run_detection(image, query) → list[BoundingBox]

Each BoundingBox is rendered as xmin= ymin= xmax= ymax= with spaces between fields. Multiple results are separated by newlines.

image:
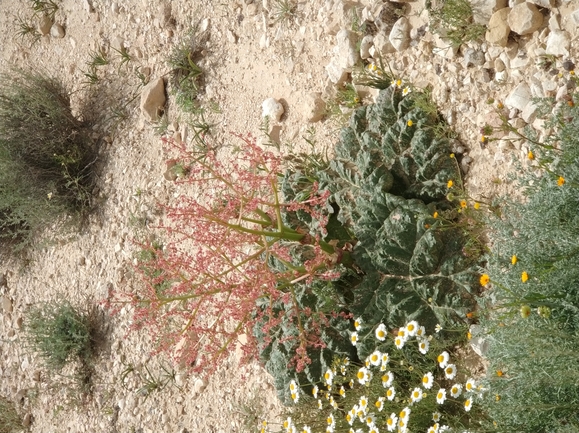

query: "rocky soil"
xmin=0 ymin=0 xmax=578 ymax=432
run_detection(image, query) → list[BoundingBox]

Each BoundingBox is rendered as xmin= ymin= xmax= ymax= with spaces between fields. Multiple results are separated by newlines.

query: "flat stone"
xmin=505 ymin=82 xmax=532 ymax=110
xmin=389 ymin=17 xmax=411 ymax=52
xmin=301 ymin=92 xmax=326 ymax=123
xmin=527 ymin=0 xmax=554 ymax=8
xmin=261 ymin=98 xmax=284 ymax=122
xmin=140 ymin=77 xmax=166 ymax=122
xmin=334 ymin=29 xmax=359 ymax=69
xmin=50 ymin=23 xmax=65 ymax=38
xmin=486 ymin=8 xmax=511 ymax=47
xmin=38 ymin=15 xmax=53 ymax=35
xmin=521 ymin=101 xmax=539 ymax=123
xmin=325 ymin=57 xmax=348 ymax=84
xmin=545 ymin=30 xmax=570 ymax=57
xmin=469 ymin=0 xmax=508 ymax=25
xmin=507 ymin=3 xmax=543 ymax=36
xmin=359 ymin=35 xmax=373 ymax=60
xmin=2 ymin=296 xmax=13 ymax=313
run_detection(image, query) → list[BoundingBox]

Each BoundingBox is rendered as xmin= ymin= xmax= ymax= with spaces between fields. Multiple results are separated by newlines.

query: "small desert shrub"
xmin=24 ymin=300 xmax=94 ymax=372
xmin=168 ymin=26 xmax=207 ymax=114
xmin=478 ymin=88 xmax=579 ymax=432
xmin=0 ymin=396 xmax=21 ymax=433
xmin=427 ymin=0 xmax=486 ymax=46
xmin=0 ymin=68 xmax=97 ymax=248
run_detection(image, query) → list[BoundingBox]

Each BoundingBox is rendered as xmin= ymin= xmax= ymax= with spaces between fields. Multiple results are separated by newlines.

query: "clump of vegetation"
xmin=267 ymin=322 xmax=487 ymax=433
xmin=29 ymin=0 xmax=59 ymax=20
xmin=167 ymin=26 xmax=207 ymax=114
xmin=0 ymin=396 xmax=22 ymax=433
xmin=427 ymin=0 xmax=486 ymax=46
xmin=259 ymin=82 xmax=481 ymax=402
xmin=24 ymin=300 xmax=95 ymax=372
xmin=478 ymin=88 xmax=579 ymax=432
xmin=0 ymin=68 xmax=98 ymax=249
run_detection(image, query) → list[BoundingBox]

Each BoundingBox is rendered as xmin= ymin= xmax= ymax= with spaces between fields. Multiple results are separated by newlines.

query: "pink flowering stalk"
xmin=108 ymin=134 xmax=349 ymax=375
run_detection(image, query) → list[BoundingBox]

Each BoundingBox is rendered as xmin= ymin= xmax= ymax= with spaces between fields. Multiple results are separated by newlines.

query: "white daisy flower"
xmin=365 ymin=412 xmax=376 ymax=427
xmin=432 ymin=412 xmax=441 ymax=422
xmin=350 ymin=332 xmax=359 ymax=346
xmin=301 ymin=427 xmax=311 ymax=433
xmin=381 ymin=371 xmax=394 ymax=388
xmin=399 ymin=407 xmax=411 ymax=422
xmin=386 ymin=386 xmax=396 ymax=401
xmin=326 ymin=413 xmax=335 ymax=429
xmin=402 ymin=86 xmax=411 ymax=96
xmin=354 ymin=317 xmax=363 ymax=331
xmin=435 ymin=324 xmax=442 ymax=333
xmin=465 ymin=378 xmax=476 ymax=393
xmin=418 ymin=338 xmax=430 ymax=355
xmin=375 ymin=323 xmax=387 ymax=341
xmin=416 ymin=325 xmax=426 ymax=338
xmin=422 ymin=372 xmax=434 ymax=389
xmin=375 ymin=396 xmax=385 ymax=412
xmin=324 ymin=368 xmax=334 ymax=386
xmin=394 ymin=336 xmax=405 ymax=349
xmin=410 ymin=387 xmax=423 ymax=403
xmin=439 ymin=426 xmax=450 ymax=432
xmin=450 ymin=383 xmax=462 ymax=398
xmin=368 ymin=426 xmax=379 ymax=433
xmin=312 ymin=385 xmax=319 ymax=398
xmin=283 ymin=417 xmax=293 ymax=431
xmin=357 ymin=367 xmax=372 ymax=385
xmin=369 ymin=350 xmax=382 ymax=366
xmin=427 ymin=426 xmax=437 ymax=433
xmin=359 ymin=395 xmax=369 ymax=412
xmin=386 ymin=413 xmax=398 ymax=432
xmin=397 ymin=328 xmax=409 ymax=342
xmin=345 ymin=411 xmax=355 ymax=426
xmin=444 ymin=364 xmax=457 ymax=380
xmin=436 ymin=388 xmax=447 ymax=404
xmin=464 ymin=397 xmax=473 ymax=412
xmin=437 ymin=351 xmax=449 ymax=368
xmin=405 ymin=320 xmax=419 ymax=336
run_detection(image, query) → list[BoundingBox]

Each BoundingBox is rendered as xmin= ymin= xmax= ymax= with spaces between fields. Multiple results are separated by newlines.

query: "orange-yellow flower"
xmin=496 ymin=370 xmax=503 ymax=377
xmin=460 ymin=200 xmax=467 ymax=209
xmin=480 ymin=274 xmax=490 ymax=286
xmin=433 ymin=211 xmax=439 ymax=219
xmin=407 ymin=120 xmax=413 ymax=127
xmin=521 ymin=271 xmax=529 ymax=283
xmin=474 ymin=202 xmax=480 ymax=210
xmin=558 ymin=176 xmax=565 ymax=186
xmin=528 ymin=150 xmax=535 ymax=160
xmin=447 ymin=180 xmax=454 ymax=188
xmin=511 ymin=255 xmax=517 ymax=265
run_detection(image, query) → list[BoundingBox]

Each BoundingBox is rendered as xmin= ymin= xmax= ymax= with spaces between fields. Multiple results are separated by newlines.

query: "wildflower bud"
xmin=537 ymin=306 xmax=551 ymax=318
xmin=446 ymin=192 xmax=455 ymax=201
xmin=520 ymin=305 xmax=531 ymax=318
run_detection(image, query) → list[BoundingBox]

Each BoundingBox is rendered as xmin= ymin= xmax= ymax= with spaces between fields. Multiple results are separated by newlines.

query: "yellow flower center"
xmin=357 ymin=371 xmax=365 ymax=379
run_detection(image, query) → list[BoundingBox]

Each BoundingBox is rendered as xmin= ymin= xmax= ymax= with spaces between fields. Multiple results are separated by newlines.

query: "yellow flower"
xmin=467 ymin=331 xmax=472 ymax=340
xmin=460 ymin=200 xmax=467 ymax=209
xmin=433 ymin=211 xmax=439 ymax=219
xmin=497 ymin=102 xmax=504 ymax=109
xmin=447 ymin=180 xmax=454 ymax=188
xmin=480 ymin=274 xmax=490 ymax=286
xmin=571 ymin=70 xmax=576 ymax=76
xmin=511 ymin=255 xmax=518 ymax=265
xmin=528 ymin=150 xmax=535 ymax=160
xmin=495 ymin=394 xmax=501 ymax=401
xmin=474 ymin=202 xmax=480 ymax=210
xmin=520 ymin=305 xmax=531 ymax=318
xmin=521 ymin=271 xmax=529 ymax=283
xmin=407 ymin=119 xmax=413 ymax=127
xmin=558 ymin=176 xmax=565 ymax=186
xmin=396 ymin=79 xmax=402 ymax=87
xmin=450 ymin=153 xmax=455 ymax=158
